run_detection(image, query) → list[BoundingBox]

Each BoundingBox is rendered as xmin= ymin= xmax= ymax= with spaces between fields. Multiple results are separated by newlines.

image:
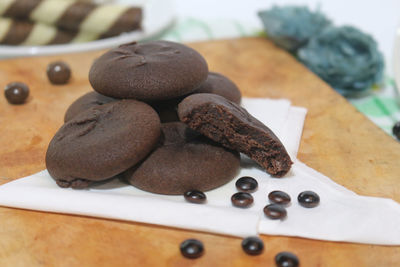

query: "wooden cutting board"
xmin=0 ymin=37 xmax=399 ymax=266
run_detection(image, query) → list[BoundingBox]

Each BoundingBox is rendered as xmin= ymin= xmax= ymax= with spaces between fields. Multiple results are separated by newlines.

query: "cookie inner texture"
xmin=181 ymin=104 xmax=291 ymax=177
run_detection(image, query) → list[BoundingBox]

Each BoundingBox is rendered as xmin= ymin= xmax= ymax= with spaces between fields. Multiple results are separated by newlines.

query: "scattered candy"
xmin=275 ymin=251 xmax=300 ymax=267
xmin=235 ymin=176 xmax=258 ymax=193
xmin=241 ymin=236 xmax=264 ymax=255
xmin=264 ymin=204 xmax=287 ymax=220
xmin=184 ymin=190 xmax=207 ymax=204
xmin=392 ymin=121 xmax=400 ymax=140
xmin=268 ymin=190 xmax=291 ymax=205
xmin=231 ymin=192 xmax=254 ymax=208
xmin=180 ymin=239 xmax=204 ymax=259
xmin=298 ymin=190 xmax=320 ymax=208
xmin=4 ymin=82 xmax=29 ymax=104
xmin=47 ymin=61 xmax=71 ymax=85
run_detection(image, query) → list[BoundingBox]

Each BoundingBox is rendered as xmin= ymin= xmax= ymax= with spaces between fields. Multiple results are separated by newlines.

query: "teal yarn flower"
xmin=258 ymin=6 xmax=331 ymax=52
xmin=297 ymin=26 xmax=384 ymax=94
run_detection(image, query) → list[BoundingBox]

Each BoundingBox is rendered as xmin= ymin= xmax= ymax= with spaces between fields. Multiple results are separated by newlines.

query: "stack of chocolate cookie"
xmin=46 ymin=40 xmax=292 ymax=195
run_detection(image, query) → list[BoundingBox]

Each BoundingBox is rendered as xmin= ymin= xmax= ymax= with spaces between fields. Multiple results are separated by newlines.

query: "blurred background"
xmin=166 ymin=0 xmax=400 ymax=139
xmin=172 ymin=0 xmax=398 ymax=65
xmin=1 ymin=0 xmax=400 ymax=137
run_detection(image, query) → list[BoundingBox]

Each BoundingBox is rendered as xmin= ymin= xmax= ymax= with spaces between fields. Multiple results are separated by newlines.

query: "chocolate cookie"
xmin=46 ymin=100 xmax=161 ymax=188
xmin=193 ymin=72 xmax=242 ymax=104
xmin=151 ymin=72 xmax=241 ymax=122
xmin=123 ymin=122 xmax=240 ymax=195
xmin=89 ymin=41 xmax=209 ymax=101
xmin=64 ymin=91 xmax=117 ymax=122
xmin=178 ymin=94 xmax=292 ymax=177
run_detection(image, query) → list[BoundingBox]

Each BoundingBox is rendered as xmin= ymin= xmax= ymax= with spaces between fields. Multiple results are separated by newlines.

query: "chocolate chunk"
xmin=4 ymin=82 xmax=29 ymax=104
xmin=47 ymin=61 xmax=71 ymax=85
xmin=178 ymin=93 xmax=292 ymax=176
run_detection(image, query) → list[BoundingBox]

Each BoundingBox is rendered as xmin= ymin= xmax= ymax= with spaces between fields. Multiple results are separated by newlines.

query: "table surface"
xmin=0 ymin=37 xmax=400 ymax=266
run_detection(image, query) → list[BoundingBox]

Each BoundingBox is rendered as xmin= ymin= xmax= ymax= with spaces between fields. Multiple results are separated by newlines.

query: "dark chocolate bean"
xmin=235 ymin=176 xmax=258 ymax=193
xmin=47 ymin=61 xmax=71 ymax=85
xmin=184 ymin=190 xmax=206 ymax=204
xmin=231 ymin=192 xmax=253 ymax=208
xmin=268 ymin=190 xmax=291 ymax=205
xmin=393 ymin=121 xmax=400 ymax=140
xmin=275 ymin=251 xmax=299 ymax=267
xmin=4 ymin=82 xmax=29 ymax=104
xmin=241 ymin=236 xmax=264 ymax=255
xmin=263 ymin=204 xmax=287 ymax=220
xmin=298 ymin=191 xmax=320 ymax=208
xmin=180 ymin=239 xmax=204 ymax=259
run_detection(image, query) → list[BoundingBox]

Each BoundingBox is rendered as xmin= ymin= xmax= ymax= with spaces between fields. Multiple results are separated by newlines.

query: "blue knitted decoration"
xmin=297 ymin=26 xmax=384 ymax=94
xmin=258 ymin=6 xmax=331 ymax=52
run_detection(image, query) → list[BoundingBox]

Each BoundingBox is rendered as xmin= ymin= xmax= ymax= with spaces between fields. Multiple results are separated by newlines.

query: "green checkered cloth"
xmin=159 ymin=17 xmax=400 ymax=138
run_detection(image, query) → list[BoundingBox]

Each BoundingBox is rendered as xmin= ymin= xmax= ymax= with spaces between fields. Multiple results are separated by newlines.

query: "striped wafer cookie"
xmin=0 ymin=17 xmax=97 ymax=45
xmin=0 ymin=0 xmax=142 ymax=38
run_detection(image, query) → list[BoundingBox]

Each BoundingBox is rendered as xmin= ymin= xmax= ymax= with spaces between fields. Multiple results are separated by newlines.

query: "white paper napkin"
xmin=1 ymin=98 xmax=400 ymax=245
xmin=258 ymin=162 xmax=400 ymax=245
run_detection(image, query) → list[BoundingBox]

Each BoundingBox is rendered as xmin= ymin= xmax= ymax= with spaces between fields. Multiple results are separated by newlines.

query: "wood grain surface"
xmin=0 ymin=37 xmax=399 ymax=266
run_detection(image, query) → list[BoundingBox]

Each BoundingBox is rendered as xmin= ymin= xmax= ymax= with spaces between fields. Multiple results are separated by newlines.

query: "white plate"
xmin=0 ymin=0 xmax=175 ymax=58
